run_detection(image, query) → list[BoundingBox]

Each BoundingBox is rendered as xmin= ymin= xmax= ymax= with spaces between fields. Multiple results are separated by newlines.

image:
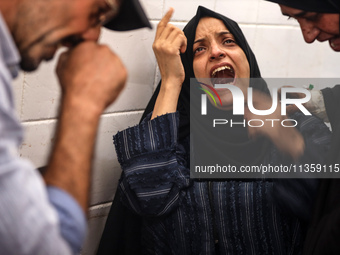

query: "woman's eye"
xmin=223 ymin=39 xmax=235 ymax=45
xmin=194 ymin=47 xmax=205 ymax=54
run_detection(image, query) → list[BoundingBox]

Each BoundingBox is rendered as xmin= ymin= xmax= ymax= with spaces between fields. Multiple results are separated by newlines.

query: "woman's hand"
xmin=153 ymin=8 xmax=187 ymax=90
xmin=244 ymin=90 xmax=305 ymax=161
xmin=151 ymin=8 xmax=187 ymax=120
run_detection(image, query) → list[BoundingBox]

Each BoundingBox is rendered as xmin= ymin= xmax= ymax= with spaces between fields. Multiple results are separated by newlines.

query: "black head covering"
xmin=104 ymin=0 xmax=152 ymax=31
xmin=142 ymin=6 xmax=271 ymax=166
xmin=265 ymin=0 xmax=340 ymax=13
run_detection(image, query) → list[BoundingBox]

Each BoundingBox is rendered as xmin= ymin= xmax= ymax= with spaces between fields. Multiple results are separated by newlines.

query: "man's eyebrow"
xmin=282 ymin=10 xmax=308 ymax=18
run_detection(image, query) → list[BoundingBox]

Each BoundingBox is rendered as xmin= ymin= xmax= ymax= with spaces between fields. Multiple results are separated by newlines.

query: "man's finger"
xmin=156 ymin=8 xmax=174 ymax=39
xmin=56 ymin=51 xmax=69 ymax=72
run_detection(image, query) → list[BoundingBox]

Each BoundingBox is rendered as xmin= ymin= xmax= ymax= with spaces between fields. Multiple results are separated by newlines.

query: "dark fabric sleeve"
xmin=302 ymin=94 xmax=340 ymax=255
xmin=295 ymin=113 xmax=332 ymax=166
xmin=321 ymin=85 xmax=340 ymax=130
xmin=303 ymin=179 xmax=340 ymax=255
xmin=114 ymin=112 xmax=191 ymax=217
xmin=273 ymin=113 xmax=332 ymax=222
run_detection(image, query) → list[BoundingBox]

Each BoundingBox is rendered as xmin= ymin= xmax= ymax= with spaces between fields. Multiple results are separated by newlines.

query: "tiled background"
xmin=13 ymin=0 xmax=339 ymax=254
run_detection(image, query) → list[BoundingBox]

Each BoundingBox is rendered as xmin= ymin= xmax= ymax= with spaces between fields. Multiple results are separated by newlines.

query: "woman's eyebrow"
xmin=194 ymin=31 xmax=232 ymax=44
xmin=217 ymin=31 xmax=234 ymax=40
xmin=218 ymin=31 xmax=231 ymax=36
xmin=194 ymin=38 xmax=205 ymax=44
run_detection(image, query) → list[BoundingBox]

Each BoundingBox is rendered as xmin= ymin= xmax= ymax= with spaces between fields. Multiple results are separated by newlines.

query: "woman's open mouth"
xmin=210 ymin=64 xmax=235 ymax=85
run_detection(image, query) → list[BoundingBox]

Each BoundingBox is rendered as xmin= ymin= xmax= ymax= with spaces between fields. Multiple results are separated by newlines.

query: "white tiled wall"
xmin=14 ymin=0 xmax=339 ymax=254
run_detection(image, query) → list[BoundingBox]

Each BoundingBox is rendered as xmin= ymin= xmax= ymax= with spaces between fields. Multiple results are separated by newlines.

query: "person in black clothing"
xmin=97 ymin=5 xmax=332 ymax=254
xmin=265 ymin=1 xmax=340 ymax=254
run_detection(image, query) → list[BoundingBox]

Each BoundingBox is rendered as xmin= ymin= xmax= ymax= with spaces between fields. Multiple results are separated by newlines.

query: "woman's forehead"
xmin=195 ymin=17 xmax=231 ymax=38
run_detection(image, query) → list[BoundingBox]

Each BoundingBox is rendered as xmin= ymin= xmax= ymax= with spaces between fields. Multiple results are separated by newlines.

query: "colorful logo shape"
xmin=198 ymin=82 xmax=223 ymax=106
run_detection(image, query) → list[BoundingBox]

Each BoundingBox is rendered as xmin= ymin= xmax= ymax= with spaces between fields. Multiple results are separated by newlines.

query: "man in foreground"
xmin=0 ymin=0 xmax=150 ymax=254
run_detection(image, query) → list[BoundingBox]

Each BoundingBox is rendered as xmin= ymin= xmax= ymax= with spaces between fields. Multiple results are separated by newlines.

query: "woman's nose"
xmin=209 ymin=43 xmax=226 ymax=60
xmin=298 ymin=19 xmax=320 ymax=43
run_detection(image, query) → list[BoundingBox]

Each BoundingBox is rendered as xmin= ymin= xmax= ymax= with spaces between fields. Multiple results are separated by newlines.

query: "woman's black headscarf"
xmin=265 ymin=0 xmax=340 ymax=13
xmin=142 ymin=6 xmax=270 ymax=167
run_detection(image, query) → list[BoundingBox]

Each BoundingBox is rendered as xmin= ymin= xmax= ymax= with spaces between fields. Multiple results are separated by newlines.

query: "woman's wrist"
xmin=151 ymin=81 xmax=181 ymax=120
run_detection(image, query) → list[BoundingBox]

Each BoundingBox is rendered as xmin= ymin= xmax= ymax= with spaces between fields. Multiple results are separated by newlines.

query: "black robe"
xmin=264 ymin=1 xmax=340 ymax=253
xmin=303 ymin=86 xmax=340 ymax=255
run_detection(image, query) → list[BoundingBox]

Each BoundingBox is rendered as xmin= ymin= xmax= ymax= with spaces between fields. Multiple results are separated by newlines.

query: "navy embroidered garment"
xmin=114 ymin=111 xmax=331 ymax=255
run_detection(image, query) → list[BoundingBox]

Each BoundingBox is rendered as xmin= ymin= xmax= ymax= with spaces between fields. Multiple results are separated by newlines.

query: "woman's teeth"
xmin=212 ymin=66 xmax=234 ymax=78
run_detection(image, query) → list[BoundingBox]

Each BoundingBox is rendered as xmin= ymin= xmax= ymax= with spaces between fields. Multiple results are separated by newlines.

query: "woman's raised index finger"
xmin=156 ymin=8 xmax=174 ymax=38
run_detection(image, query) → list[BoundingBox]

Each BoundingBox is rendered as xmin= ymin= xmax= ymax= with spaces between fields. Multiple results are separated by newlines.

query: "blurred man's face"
xmin=12 ymin=0 xmax=121 ymax=71
xmin=280 ymin=5 xmax=340 ymax=51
